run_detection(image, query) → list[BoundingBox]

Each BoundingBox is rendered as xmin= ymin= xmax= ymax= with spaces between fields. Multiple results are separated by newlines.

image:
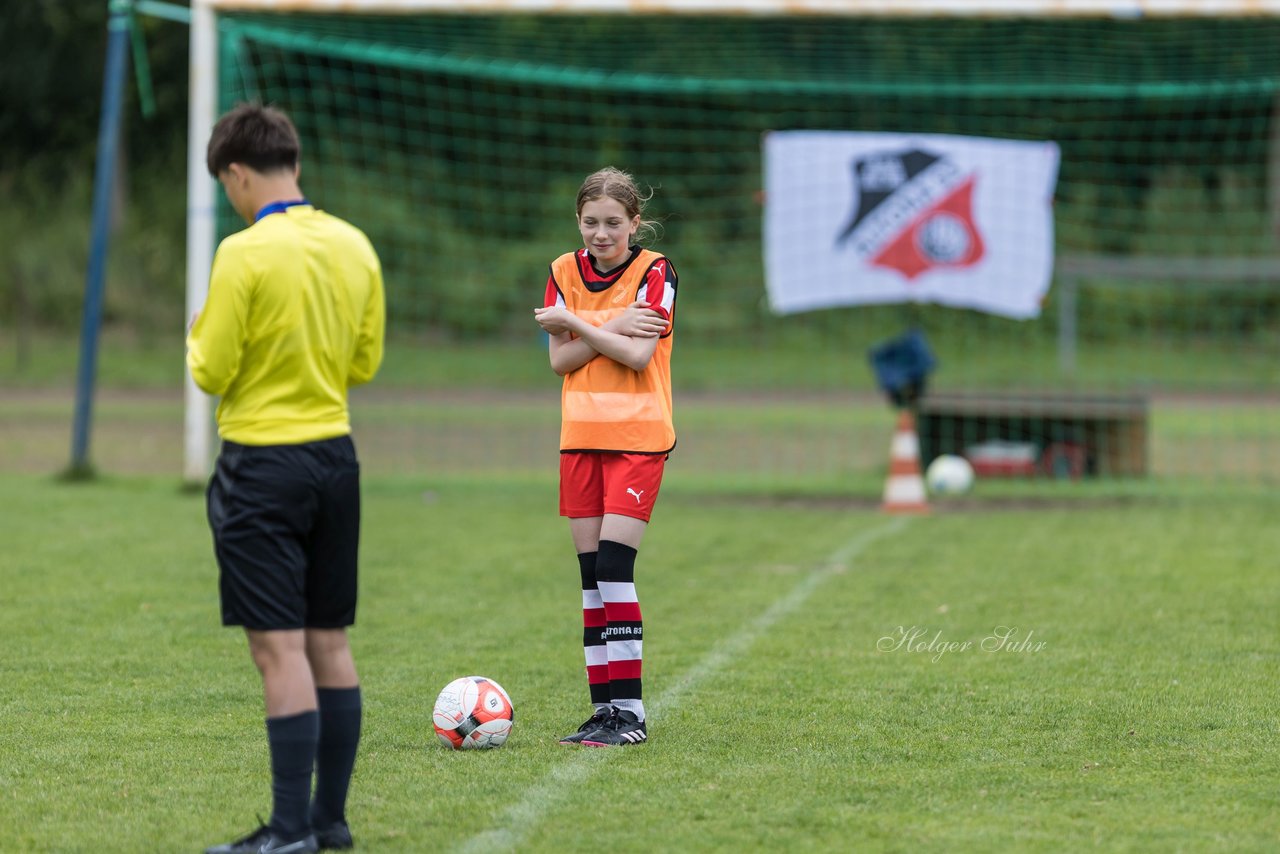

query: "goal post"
xmin=184 ymin=0 xmax=218 ymax=484
xmin=176 ymin=0 xmax=1280 ymax=487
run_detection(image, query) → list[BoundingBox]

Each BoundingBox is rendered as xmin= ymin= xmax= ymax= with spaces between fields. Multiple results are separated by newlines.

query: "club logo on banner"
xmin=837 ymin=149 xmax=984 ymax=279
xmin=765 ymin=132 xmax=1060 ymax=319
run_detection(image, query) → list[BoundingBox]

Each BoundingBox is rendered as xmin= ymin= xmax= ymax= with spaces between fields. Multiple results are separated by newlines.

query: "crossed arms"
xmin=533 ymin=300 xmax=668 ymax=375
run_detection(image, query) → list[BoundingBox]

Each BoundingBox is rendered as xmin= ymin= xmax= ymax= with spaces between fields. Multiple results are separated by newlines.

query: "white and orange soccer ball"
xmin=432 ymin=676 xmax=515 ymax=750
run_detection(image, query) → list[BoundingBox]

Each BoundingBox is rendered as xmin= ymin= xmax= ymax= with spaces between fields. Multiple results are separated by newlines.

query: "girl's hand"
xmin=534 ymin=305 xmax=574 ymax=336
xmin=611 ymin=300 xmax=668 ymax=338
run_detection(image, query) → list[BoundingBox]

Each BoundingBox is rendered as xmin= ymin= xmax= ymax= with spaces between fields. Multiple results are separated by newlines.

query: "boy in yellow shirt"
xmin=188 ymin=103 xmax=384 ymax=854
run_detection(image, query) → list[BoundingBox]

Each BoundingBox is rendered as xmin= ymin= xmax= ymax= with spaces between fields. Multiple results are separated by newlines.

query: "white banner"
xmin=764 ymin=131 xmax=1060 ymax=320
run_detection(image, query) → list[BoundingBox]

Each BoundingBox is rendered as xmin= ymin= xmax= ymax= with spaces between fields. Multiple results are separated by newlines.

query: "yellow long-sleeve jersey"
xmin=186 ymin=204 xmax=385 ymax=445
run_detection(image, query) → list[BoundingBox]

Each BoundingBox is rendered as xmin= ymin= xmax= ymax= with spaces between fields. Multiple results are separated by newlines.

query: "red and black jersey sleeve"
xmin=544 ymin=268 xmax=565 ymax=309
xmin=637 ymin=257 xmax=677 ymax=336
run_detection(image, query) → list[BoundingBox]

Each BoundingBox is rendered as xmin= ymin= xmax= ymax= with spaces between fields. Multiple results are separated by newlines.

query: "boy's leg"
xmin=305 ymin=629 xmax=360 ymax=840
xmin=302 ymin=438 xmax=363 ymax=846
xmin=247 ymin=630 xmax=320 ymax=842
xmin=207 ymin=441 xmax=322 ymax=852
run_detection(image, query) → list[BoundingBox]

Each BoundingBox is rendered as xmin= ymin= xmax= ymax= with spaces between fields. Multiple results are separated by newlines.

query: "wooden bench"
xmin=916 ymin=391 xmax=1149 ymax=478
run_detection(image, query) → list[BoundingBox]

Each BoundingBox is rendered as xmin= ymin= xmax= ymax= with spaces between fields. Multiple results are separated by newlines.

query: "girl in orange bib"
xmin=534 ymin=167 xmax=678 ymax=747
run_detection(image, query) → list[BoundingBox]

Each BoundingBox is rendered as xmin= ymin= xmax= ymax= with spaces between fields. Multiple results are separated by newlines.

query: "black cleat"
xmin=580 ymin=707 xmax=647 ymax=747
xmin=205 ymin=823 xmax=318 ymax=854
xmin=558 ymin=709 xmax=612 ymax=745
xmin=314 ymin=820 xmax=354 ymax=851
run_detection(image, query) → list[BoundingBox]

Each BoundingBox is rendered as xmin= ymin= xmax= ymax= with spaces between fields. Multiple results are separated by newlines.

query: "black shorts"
xmin=207 ymin=435 xmax=361 ymax=630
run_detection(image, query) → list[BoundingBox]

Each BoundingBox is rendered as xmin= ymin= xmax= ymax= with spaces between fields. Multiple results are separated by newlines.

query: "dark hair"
xmin=576 ymin=167 xmax=660 ymax=244
xmin=205 ymin=103 xmax=301 ymax=177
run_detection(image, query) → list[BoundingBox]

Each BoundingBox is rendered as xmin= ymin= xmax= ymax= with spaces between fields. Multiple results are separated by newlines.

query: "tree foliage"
xmin=0 ymin=1 xmax=190 ymax=183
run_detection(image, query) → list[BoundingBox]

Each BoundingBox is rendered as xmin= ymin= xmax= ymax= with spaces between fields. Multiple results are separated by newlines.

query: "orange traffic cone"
xmin=882 ymin=409 xmax=929 ymax=514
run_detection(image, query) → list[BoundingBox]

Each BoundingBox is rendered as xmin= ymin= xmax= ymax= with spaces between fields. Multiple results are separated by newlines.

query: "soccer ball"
xmin=925 ymin=454 xmax=975 ymax=495
xmin=432 ymin=676 xmax=514 ymax=750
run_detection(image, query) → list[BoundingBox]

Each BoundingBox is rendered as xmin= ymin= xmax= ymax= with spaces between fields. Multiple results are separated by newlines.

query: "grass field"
xmin=4 ymin=332 xmax=1280 ymax=488
xmin=2 ymin=471 xmax=1278 ymax=852
xmin=2 ymin=332 xmax=1279 ymax=850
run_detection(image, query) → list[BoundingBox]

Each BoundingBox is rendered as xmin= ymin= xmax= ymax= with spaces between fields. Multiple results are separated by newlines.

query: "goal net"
xmin=186 ymin=0 xmax=1280 ymax=490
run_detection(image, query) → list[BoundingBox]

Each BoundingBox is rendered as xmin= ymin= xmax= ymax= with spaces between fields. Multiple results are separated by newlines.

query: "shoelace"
xmin=598 ymin=707 xmax=624 ymax=731
xmin=580 ymin=711 xmax=608 ymax=732
xmin=230 ymin=817 xmax=271 ymax=846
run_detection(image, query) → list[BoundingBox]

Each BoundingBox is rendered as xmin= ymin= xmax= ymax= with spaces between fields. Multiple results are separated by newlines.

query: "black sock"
xmin=267 ymin=710 xmax=319 ymax=839
xmin=310 ymin=686 xmax=362 ymax=828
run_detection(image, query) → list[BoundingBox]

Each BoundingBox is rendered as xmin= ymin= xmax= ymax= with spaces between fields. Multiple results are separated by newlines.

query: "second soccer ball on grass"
xmin=925 ymin=454 xmax=975 ymax=496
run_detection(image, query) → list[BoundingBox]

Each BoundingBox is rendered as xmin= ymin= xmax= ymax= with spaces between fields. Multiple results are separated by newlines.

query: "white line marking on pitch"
xmin=455 ymin=517 xmax=910 ymax=853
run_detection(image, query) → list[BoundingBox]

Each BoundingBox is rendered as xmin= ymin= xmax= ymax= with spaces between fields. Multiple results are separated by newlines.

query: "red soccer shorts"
xmin=559 ymin=452 xmax=667 ymax=522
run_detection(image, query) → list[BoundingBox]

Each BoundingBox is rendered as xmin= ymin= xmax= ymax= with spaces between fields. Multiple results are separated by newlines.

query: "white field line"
xmin=455 ymin=516 xmax=910 ymax=853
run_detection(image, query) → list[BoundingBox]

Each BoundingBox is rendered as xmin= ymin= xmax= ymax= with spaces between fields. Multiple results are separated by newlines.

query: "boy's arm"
xmin=185 ymin=247 xmax=250 ymax=396
xmin=348 ymin=255 xmax=386 ymax=386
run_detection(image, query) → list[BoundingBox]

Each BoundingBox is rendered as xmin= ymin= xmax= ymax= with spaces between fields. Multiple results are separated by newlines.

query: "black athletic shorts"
xmin=207 ymin=435 xmax=361 ymax=630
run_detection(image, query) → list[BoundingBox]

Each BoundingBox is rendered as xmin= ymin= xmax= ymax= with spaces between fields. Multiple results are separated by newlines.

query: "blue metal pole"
xmin=70 ymin=0 xmax=133 ymax=477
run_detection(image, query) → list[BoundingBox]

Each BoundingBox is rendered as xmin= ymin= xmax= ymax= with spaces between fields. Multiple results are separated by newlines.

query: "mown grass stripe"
xmin=454 ymin=517 xmax=910 ymax=853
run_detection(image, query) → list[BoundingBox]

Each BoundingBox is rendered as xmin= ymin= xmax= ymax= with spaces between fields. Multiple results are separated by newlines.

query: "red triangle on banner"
xmin=870 ymin=177 xmax=985 ymax=280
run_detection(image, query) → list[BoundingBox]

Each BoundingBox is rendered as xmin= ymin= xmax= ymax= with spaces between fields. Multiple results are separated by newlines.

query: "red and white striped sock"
xmin=596 ymin=540 xmax=644 ymax=721
xmin=578 ymin=551 xmax=611 ymax=711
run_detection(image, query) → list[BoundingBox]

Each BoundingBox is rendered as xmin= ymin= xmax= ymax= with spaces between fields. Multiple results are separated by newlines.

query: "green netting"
xmin=211 ymin=12 xmax=1280 ymax=488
